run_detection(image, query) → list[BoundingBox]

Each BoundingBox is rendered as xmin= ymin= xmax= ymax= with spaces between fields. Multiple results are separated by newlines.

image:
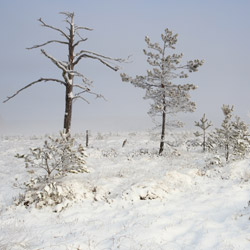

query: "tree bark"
xmin=159 ymin=103 xmax=166 ymax=155
xmin=64 ymin=85 xmax=73 ymax=133
xmin=203 ymin=130 xmax=206 ymax=152
xmin=63 ymin=14 xmax=74 ymax=133
xmin=225 ymin=143 xmax=229 ymax=161
xmin=86 ymin=130 xmax=89 ymax=147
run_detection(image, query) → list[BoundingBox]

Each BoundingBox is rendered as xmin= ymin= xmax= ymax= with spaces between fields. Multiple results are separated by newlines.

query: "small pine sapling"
xmin=17 ymin=132 xmax=88 ymax=181
xmin=194 ymin=114 xmax=212 ymax=152
xmin=15 ymin=132 xmax=89 ymax=209
xmin=209 ymin=105 xmax=250 ymax=161
xmin=231 ymin=116 xmax=250 ymax=159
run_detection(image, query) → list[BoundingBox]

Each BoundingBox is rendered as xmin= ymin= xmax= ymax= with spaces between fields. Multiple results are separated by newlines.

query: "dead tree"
xmin=3 ymin=12 xmax=124 ymax=133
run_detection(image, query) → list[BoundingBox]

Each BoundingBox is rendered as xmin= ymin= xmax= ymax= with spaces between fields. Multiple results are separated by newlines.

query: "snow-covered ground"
xmin=1 ymin=131 xmax=250 ymax=250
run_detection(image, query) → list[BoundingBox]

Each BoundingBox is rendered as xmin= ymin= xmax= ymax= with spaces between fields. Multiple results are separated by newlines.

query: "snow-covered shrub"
xmin=127 ymin=148 xmax=154 ymax=159
xmin=196 ymin=155 xmax=225 ymax=178
xmin=186 ymin=138 xmax=200 ymax=151
xmin=96 ymin=132 xmax=104 ymax=140
xmin=15 ymin=132 xmax=89 ymax=210
xmin=16 ymin=132 xmax=88 ymax=179
xmin=208 ymin=105 xmax=250 ymax=161
xmin=102 ymin=148 xmax=118 ymax=158
xmin=205 ymin=155 xmax=223 ymax=167
xmin=16 ymin=179 xmax=74 ymax=211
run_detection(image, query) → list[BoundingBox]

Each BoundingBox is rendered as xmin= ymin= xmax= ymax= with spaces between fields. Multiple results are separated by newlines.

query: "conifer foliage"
xmin=209 ymin=105 xmax=250 ymax=161
xmin=121 ymin=28 xmax=203 ymax=154
xmin=194 ymin=114 xmax=212 ymax=152
xmin=17 ymin=132 xmax=89 ymax=179
xmin=15 ymin=132 xmax=88 ymax=209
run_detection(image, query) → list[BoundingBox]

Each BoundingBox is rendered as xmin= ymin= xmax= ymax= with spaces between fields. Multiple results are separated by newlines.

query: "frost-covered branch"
xmin=73 ymin=50 xmax=126 ymax=70
xmin=40 ymin=50 xmax=87 ymax=81
xmin=38 ymin=18 xmax=70 ymax=40
xmin=27 ymin=40 xmax=68 ymax=50
xmin=73 ymin=38 xmax=88 ymax=48
xmin=41 ymin=49 xmax=68 ymax=72
xmin=3 ymin=78 xmax=66 ymax=103
xmin=74 ymin=54 xmax=120 ymax=71
xmin=74 ymin=25 xmax=93 ymax=31
xmin=73 ymin=89 xmax=106 ymax=103
xmin=73 ymin=95 xmax=90 ymax=104
xmin=75 ymin=50 xmax=125 ymax=62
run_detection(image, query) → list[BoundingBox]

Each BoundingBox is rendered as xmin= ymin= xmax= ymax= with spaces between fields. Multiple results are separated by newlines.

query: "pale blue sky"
xmin=1 ymin=0 xmax=250 ymax=134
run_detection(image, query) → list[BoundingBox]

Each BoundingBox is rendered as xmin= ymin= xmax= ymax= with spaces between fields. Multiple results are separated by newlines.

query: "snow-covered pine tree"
xmin=17 ymin=131 xmax=89 ymax=181
xmin=194 ymin=113 xmax=212 ymax=152
xmin=15 ymin=132 xmax=89 ymax=209
xmin=121 ymin=28 xmax=203 ymax=154
xmin=209 ymin=105 xmax=250 ymax=161
xmin=231 ymin=116 xmax=250 ymax=159
xmin=4 ymin=12 xmax=125 ymax=133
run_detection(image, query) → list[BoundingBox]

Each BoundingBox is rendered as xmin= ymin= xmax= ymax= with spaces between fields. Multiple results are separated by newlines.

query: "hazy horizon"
xmin=1 ymin=0 xmax=250 ymax=135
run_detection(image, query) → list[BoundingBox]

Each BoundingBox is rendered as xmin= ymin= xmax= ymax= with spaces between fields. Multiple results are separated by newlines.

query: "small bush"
xmin=16 ymin=132 xmax=88 ymax=179
xmin=15 ymin=132 xmax=89 ymax=210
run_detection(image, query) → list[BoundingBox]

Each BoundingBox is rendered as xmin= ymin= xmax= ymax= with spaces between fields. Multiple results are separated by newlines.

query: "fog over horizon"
xmin=1 ymin=0 xmax=250 ymax=135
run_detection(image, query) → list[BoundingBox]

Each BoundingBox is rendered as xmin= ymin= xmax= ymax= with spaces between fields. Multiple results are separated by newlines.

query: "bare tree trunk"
xmin=63 ymin=14 xmax=74 ymax=133
xmin=159 ymin=104 xmax=166 ymax=155
xmin=203 ymin=130 xmax=206 ymax=152
xmin=64 ymin=85 xmax=73 ymax=133
xmin=225 ymin=143 xmax=229 ymax=161
xmin=86 ymin=130 xmax=89 ymax=147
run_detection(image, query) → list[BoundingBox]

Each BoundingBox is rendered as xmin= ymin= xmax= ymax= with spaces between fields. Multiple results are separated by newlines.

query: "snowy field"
xmin=1 ymin=131 xmax=250 ymax=250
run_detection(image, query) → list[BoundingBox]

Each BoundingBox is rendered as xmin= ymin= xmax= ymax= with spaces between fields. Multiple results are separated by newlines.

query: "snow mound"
xmin=123 ymin=170 xmax=194 ymax=201
xmin=15 ymin=174 xmax=114 ymax=212
xmin=230 ymin=159 xmax=250 ymax=182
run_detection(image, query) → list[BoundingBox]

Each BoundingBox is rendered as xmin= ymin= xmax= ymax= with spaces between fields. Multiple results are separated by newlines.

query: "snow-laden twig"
xmin=3 ymin=78 xmax=66 ymax=103
xmin=38 ymin=18 xmax=69 ymax=40
xmin=27 ymin=40 xmax=68 ymax=50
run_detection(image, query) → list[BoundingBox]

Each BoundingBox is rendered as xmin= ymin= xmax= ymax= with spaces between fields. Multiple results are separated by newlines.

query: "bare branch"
xmin=73 ymin=38 xmax=88 ymax=48
xmin=41 ymin=49 xmax=68 ymax=72
xmin=59 ymin=12 xmax=74 ymax=19
xmin=3 ymin=78 xmax=66 ymax=103
xmin=75 ymin=25 xmax=93 ymax=31
xmin=41 ymin=51 xmax=91 ymax=86
xmin=73 ymin=83 xmax=93 ymax=92
xmin=38 ymin=18 xmax=70 ymax=40
xmin=73 ymin=85 xmax=90 ymax=91
xmin=74 ymin=54 xmax=119 ymax=71
xmin=41 ymin=49 xmax=92 ymax=84
xmin=64 ymin=19 xmax=71 ymax=26
xmin=73 ymin=96 xmax=90 ymax=104
xmin=73 ymin=89 xmax=106 ymax=103
xmin=75 ymin=30 xmax=87 ymax=42
xmin=75 ymin=50 xmax=125 ymax=63
xmin=27 ymin=40 xmax=68 ymax=50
